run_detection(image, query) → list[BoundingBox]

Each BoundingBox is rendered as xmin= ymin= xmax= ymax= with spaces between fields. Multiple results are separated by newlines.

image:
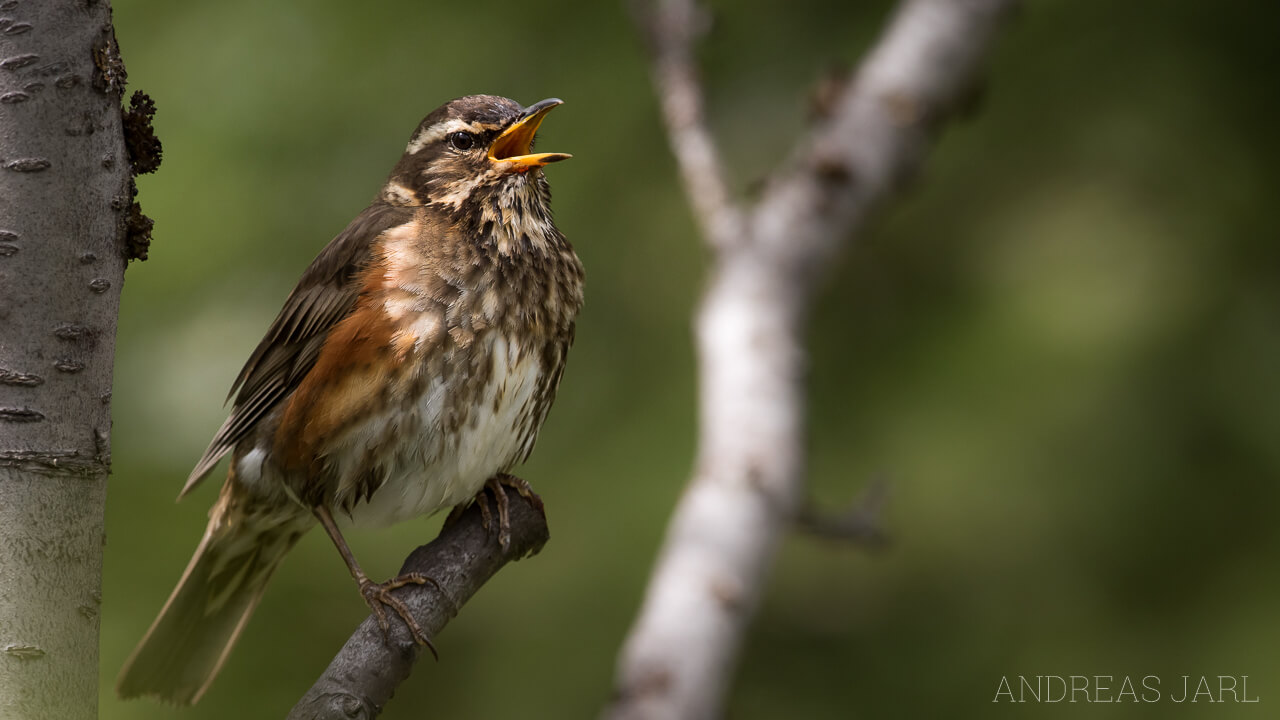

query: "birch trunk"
xmin=0 ymin=2 xmax=131 ymax=718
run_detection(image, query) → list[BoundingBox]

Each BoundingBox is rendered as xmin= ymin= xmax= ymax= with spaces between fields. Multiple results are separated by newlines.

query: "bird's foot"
xmin=476 ymin=474 xmax=544 ymax=551
xmin=358 ymin=573 xmax=440 ymax=659
xmin=496 ymin=472 xmax=545 ymax=514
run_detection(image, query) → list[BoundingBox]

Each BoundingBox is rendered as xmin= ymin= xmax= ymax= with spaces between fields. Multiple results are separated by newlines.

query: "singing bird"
xmin=117 ymin=95 xmax=583 ymax=704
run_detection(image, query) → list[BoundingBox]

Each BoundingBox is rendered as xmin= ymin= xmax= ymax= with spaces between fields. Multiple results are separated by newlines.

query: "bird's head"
xmin=383 ymin=95 xmax=570 ymax=218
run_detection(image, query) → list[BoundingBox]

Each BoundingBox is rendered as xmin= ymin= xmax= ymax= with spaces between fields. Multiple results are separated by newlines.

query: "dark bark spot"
xmin=5 ymin=157 xmax=50 ymax=172
xmin=79 ymin=251 xmax=97 ymax=264
xmin=809 ymin=63 xmax=851 ymax=121
xmin=0 ymin=91 xmax=28 ymax=104
xmin=2 ymin=645 xmax=45 ymax=659
xmin=0 ymin=369 xmax=44 ymax=386
xmin=308 ymin=692 xmax=368 ymax=719
xmin=0 ymin=243 xmax=16 ymax=256
xmin=92 ymin=28 xmax=126 ymax=95
xmin=709 ymin=576 xmax=744 ymax=613
xmin=54 ymin=323 xmax=98 ymax=348
xmin=55 ymin=74 xmax=80 ymax=89
xmin=814 ymin=156 xmax=855 ymax=186
xmin=95 ymin=428 xmax=110 ymax=462
xmin=0 ymin=449 xmax=104 ymax=476
xmin=0 ymin=407 xmax=44 ymax=423
xmin=881 ymin=89 xmax=922 ymax=126
xmin=0 ymin=53 xmax=37 ymax=71
xmin=2 ymin=21 xmax=31 ymax=36
xmin=613 ymin=666 xmax=673 ymax=703
xmin=89 ymin=278 xmax=110 ymax=293
xmin=55 ymin=359 xmax=85 ymax=373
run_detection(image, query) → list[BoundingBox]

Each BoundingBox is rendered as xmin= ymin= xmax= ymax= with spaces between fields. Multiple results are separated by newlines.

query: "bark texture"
xmin=0 ymin=2 xmax=131 ymax=718
xmin=605 ymin=1 xmax=1019 ymax=718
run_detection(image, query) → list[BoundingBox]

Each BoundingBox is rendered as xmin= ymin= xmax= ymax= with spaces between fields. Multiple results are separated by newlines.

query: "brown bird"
xmin=116 ymin=95 xmax=583 ymax=704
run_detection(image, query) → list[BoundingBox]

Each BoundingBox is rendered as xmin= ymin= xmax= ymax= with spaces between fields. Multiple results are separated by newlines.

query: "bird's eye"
xmin=448 ymin=132 xmax=475 ymax=151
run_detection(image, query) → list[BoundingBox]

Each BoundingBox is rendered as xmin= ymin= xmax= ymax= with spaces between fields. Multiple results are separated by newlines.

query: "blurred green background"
xmin=101 ymin=0 xmax=1278 ymax=718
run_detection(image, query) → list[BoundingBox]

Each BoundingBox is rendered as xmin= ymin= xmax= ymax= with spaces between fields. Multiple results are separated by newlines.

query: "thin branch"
xmin=796 ymin=476 xmax=891 ymax=548
xmin=632 ymin=0 xmax=744 ymax=250
xmin=607 ymin=1 xmax=1017 ymax=718
xmin=287 ymin=486 xmax=549 ymax=720
xmin=757 ymin=0 xmax=1017 ymax=275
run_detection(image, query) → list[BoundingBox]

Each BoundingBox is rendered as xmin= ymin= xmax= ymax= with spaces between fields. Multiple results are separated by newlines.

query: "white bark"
xmin=0 ymin=2 xmax=131 ymax=718
xmin=607 ymin=1 xmax=1017 ymax=718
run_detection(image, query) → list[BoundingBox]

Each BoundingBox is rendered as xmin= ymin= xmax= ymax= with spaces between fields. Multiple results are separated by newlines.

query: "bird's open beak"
xmin=489 ymin=98 xmax=571 ymax=172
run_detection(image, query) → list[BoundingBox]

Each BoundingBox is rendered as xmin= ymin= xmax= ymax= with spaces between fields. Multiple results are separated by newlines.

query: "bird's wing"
xmin=180 ymin=202 xmax=415 ymax=498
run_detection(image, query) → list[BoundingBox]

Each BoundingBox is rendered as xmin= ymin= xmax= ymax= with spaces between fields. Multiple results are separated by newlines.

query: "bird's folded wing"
xmin=180 ymin=203 xmax=416 ymax=498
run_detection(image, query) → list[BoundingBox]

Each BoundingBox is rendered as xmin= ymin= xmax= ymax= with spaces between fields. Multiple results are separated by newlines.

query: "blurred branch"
xmin=796 ymin=477 xmax=891 ymax=549
xmin=606 ymin=1 xmax=1017 ymax=718
xmin=629 ymin=0 xmax=743 ymax=250
xmin=756 ymin=0 xmax=1016 ymax=277
xmin=287 ymin=485 xmax=548 ymax=720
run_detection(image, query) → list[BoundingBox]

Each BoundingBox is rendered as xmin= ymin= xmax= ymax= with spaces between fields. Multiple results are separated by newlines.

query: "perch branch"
xmin=607 ymin=1 xmax=1018 ymax=718
xmin=287 ymin=485 xmax=549 ymax=720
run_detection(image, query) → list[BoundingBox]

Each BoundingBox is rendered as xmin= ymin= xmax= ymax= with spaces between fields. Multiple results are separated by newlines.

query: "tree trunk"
xmin=0 ymin=2 xmax=132 ymax=718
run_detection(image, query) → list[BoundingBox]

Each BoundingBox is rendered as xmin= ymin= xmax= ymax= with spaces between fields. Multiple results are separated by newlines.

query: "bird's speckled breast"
xmin=335 ymin=331 xmax=546 ymax=528
xmin=301 ymin=211 xmax=568 ymax=527
xmin=246 ymin=177 xmax=580 ymax=528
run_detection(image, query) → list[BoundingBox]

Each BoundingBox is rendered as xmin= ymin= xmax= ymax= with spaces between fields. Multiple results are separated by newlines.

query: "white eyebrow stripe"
xmin=405 ymin=119 xmax=490 ymax=154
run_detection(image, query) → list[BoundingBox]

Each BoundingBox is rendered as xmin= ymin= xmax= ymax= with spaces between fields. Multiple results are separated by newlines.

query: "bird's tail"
xmin=116 ymin=483 xmax=310 ymax=705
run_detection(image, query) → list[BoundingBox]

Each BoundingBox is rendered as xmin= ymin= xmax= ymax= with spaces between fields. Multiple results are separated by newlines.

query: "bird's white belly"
xmin=339 ymin=335 xmax=544 ymax=528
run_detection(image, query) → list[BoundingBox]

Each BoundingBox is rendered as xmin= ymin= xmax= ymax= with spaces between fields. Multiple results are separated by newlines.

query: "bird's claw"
xmin=359 ymin=573 xmax=440 ymax=659
xmin=476 ymin=474 xmax=544 ymax=551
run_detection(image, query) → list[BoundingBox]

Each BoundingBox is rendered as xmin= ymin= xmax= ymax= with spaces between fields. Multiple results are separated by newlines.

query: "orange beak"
xmin=488 ymin=98 xmax=571 ymax=172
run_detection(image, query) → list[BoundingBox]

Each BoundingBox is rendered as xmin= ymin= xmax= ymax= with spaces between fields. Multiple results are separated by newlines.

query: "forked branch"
xmin=606 ymin=1 xmax=1018 ymax=718
xmin=630 ymin=0 xmax=743 ymax=250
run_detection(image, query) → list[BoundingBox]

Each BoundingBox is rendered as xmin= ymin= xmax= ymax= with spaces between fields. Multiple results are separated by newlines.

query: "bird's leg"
xmin=475 ymin=474 xmax=545 ymax=551
xmin=443 ymin=494 xmax=494 ymax=534
xmin=479 ymin=478 xmax=509 ymax=549
xmin=312 ymin=505 xmax=439 ymax=658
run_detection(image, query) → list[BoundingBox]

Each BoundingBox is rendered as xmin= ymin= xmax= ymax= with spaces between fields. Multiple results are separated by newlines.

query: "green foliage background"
xmin=101 ymin=0 xmax=1278 ymax=717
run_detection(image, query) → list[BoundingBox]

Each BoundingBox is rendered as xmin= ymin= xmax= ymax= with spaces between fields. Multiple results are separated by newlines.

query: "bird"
xmin=116 ymin=95 xmax=584 ymax=705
